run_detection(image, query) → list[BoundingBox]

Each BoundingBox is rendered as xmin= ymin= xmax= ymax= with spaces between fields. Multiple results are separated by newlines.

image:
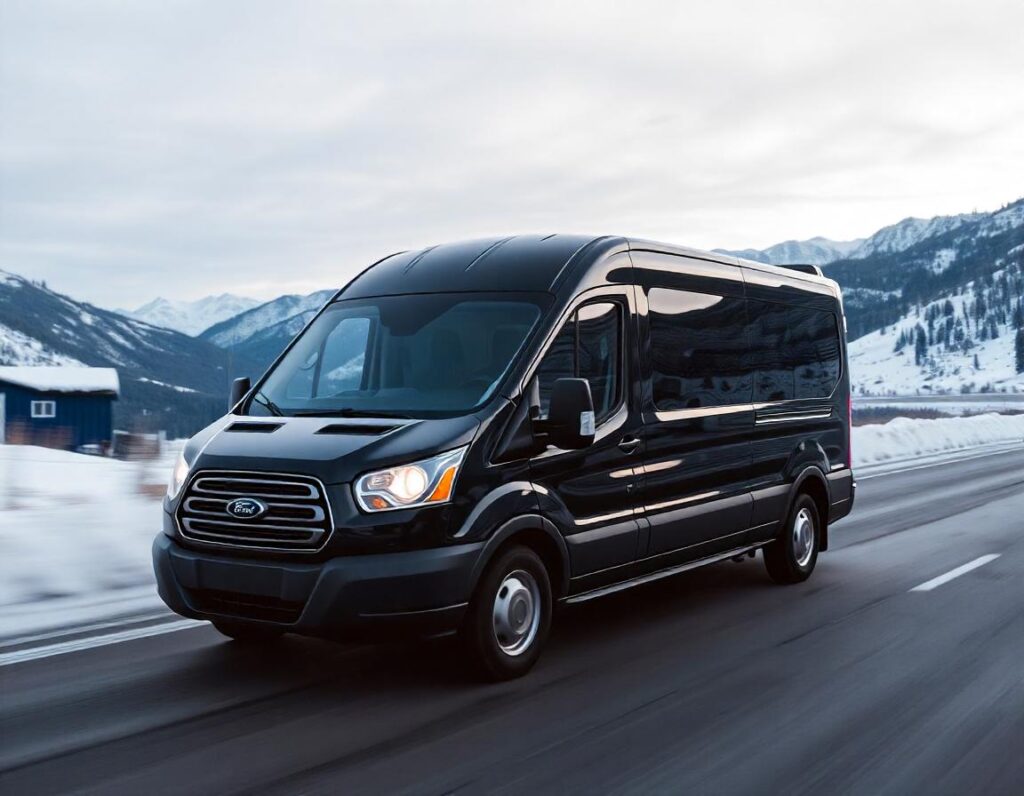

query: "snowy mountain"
xmin=828 ymin=200 xmax=1024 ymax=395
xmin=0 ymin=270 xmax=259 ymax=436
xmin=718 ymin=211 xmax=985 ymax=266
xmin=200 ymin=289 xmax=336 ymax=369
xmin=849 ymin=286 xmax=1024 ymax=396
xmin=120 ymin=294 xmax=260 ymax=336
xmin=852 ymin=212 xmax=985 ymax=259
xmin=716 ymin=236 xmax=863 ymax=266
xmin=202 ymin=290 xmax=335 ymax=348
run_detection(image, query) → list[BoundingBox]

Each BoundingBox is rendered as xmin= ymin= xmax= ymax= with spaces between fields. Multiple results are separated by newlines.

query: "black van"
xmin=154 ymin=235 xmax=855 ymax=679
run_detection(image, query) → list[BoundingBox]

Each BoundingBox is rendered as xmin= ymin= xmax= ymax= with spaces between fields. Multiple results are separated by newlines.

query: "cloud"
xmin=1 ymin=0 xmax=1023 ymax=308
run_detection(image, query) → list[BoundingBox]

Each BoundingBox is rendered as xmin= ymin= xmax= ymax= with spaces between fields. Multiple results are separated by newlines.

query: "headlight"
xmin=354 ymin=446 xmax=467 ymax=512
xmin=167 ymin=451 xmax=191 ymax=500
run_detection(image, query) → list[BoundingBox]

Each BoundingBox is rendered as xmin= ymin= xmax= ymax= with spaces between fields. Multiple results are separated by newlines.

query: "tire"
xmin=763 ymin=494 xmax=820 ymax=585
xmin=212 ymin=620 xmax=284 ymax=644
xmin=462 ymin=545 xmax=552 ymax=681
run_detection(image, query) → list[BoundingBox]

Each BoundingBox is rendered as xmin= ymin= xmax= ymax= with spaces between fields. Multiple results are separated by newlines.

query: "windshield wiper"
xmin=251 ymin=391 xmax=284 ymax=417
xmin=290 ymin=408 xmax=412 ymax=419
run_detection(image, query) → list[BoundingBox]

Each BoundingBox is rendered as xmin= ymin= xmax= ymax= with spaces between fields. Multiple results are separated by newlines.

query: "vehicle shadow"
xmin=191 ymin=555 xmax=781 ymax=693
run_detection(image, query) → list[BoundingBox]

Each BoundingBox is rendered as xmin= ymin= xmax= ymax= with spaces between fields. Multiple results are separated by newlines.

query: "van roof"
xmin=341 ymin=234 xmax=840 ymax=298
xmin=341 ymin=234 xmax=609 ymax=298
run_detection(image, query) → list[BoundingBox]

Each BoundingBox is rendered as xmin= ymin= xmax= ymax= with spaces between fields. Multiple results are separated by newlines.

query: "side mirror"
xmin=542 ymin=378 xmax=596 ymax=450
xmin=230 ymin=376 xmax=251 ymax=411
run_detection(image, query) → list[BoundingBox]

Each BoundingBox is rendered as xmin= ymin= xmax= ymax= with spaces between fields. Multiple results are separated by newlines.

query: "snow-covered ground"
xmin=1 ymin=444 xmax=179 ymax=637
xmin=849 ymin=288 xmax=1024 ymax=397
xmin=3 ymin=412 xmax=1023 ymax=637
xmin=0 ymin=322 xmax=85 ymax=367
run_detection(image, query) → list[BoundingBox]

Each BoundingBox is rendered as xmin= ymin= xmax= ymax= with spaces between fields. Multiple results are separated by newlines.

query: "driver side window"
xmin=535 ymin=301 xmax=622 ymax=425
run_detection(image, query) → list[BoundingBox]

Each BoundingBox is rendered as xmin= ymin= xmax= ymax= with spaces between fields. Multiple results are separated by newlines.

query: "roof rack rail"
xmin=778 ymin=263 xmax=823 ymax=277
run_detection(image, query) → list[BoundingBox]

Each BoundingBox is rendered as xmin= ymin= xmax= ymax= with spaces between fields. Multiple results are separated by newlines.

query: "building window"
xmin=31 ymin=400 xmax=56 ymax=419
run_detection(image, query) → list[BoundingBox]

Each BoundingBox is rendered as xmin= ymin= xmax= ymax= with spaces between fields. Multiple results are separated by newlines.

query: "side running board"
xmin=563 ymin=543 xmax=763 ymax=604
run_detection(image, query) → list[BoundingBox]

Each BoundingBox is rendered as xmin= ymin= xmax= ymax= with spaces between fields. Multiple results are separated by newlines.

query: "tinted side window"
xmin=536 ymin=301 xmax=622 ymax=424
xmin=647 ymin=288 xmax=752 ymax=411
xmin=748 ymin=300 xmax=841 ymax=401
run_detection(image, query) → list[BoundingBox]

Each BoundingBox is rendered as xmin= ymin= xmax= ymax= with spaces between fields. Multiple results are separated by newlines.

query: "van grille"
xmin=176 ymin=470 xmax=333 ymax=552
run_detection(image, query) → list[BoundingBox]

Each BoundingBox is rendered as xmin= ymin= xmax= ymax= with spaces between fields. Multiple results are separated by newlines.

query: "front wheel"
xmin=763 ymin=494 xmax=820 ymax=584
xmin=462 ymin=545 xmax=552 ymax=681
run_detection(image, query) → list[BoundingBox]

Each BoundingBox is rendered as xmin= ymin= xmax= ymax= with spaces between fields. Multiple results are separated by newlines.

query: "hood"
xmin=184 ymin=413 xmax=480 ymax=485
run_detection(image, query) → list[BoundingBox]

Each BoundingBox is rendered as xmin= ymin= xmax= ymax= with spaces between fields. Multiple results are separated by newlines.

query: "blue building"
xmin=0 ymin=366 xmax=120 ymax=452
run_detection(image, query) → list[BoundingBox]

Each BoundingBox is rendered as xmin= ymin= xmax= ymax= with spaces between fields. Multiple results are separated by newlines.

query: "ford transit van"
xmin=154 ymin=235 xmax=855 ymax=680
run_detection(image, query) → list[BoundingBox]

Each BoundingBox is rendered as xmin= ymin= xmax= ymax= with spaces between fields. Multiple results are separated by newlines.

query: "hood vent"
xmin=225 ymin=421 xmax=283 ymax=434
xmin=316 ymin=422 xmax=398 ymax=436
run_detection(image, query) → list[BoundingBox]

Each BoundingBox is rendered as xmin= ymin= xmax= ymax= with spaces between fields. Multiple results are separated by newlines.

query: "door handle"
xmin=618 ymin=436 xmax=641 ymax=454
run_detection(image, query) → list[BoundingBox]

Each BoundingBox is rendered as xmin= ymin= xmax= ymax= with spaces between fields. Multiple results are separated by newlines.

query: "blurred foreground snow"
xmin=1 ymin=413 xmax=1023 ymax=636
xmin=1 ymin=443 xmax=179 ymax=636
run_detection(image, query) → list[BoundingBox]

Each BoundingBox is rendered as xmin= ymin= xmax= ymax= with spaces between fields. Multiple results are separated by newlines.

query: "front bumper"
xmin=153 ymin=534 xmax=484 ymax=640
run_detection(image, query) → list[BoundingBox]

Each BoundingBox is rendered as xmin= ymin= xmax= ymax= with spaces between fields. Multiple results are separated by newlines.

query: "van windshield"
xmin=247 ymin=292 xmax=547 ymax=418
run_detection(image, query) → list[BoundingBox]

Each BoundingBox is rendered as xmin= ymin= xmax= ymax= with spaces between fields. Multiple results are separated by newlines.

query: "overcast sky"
xmin=1 ymin=0 xmax=1022 ymax=310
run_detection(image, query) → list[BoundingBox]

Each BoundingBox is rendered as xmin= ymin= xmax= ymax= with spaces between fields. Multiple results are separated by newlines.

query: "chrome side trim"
xmin=563 ymin=542 xmax=761 ymax=604
xmin=653 ymin=403 xmax=752 ymax=423
xmin=755 ymin=409 xmax=833 ymax=425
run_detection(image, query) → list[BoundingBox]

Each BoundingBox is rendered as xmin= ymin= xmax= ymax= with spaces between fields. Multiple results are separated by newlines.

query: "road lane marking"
xmin=909 ymin=554 xmax=1001 ymax=592
xmin=0 ymin=611 xmax=177 ymax=649
xmin=0 ymin=618 xmax=205 ymax=667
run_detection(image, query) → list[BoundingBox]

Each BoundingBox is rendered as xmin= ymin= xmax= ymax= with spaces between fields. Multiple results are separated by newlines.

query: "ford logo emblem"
xmin=225 ymin=497 xmax=268 ymax=520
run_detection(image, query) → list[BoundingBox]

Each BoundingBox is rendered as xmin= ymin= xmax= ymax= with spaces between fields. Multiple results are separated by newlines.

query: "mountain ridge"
xmin=119 ymin=293 xmax=261 ymax=336
xmin=716 ymin=209 xmax=991 ymax=266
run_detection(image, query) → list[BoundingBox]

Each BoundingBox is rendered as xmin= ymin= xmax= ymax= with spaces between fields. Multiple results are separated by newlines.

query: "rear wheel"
xmin=212 ymin=620 xmax=284 ymax=644
xmin=763 ymin=494 xmax=820 ymax=584
xmin=463 ymin=545 xmax=552 ymax=681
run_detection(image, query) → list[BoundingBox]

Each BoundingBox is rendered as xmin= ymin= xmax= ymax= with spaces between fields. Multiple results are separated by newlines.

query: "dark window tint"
xmin=748 ymin=301 xmax=841 ymax=401
xmin=536 ymin=302 xmax=622 ymax=424
xmin=647 ymin=288 xmax=752 ymax=411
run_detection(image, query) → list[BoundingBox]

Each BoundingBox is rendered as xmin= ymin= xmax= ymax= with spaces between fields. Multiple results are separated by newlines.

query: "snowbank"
xmin=853 ymin=412 xmax=1024 ymax=466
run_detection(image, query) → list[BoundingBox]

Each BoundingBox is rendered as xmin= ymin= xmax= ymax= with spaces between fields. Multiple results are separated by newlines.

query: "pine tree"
xmin=1016 ymin=328 xmax=1024 ymax=374
xmin=973 ymin=353 xmax=980 ymax=370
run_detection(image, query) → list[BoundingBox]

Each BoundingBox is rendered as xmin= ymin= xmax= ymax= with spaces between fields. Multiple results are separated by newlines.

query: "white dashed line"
xmin=909 ymin=554 xmax=1001 ymax=593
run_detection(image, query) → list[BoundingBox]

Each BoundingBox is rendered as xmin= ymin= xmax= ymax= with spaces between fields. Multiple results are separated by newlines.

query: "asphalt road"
xmin=3 ymin=448 xmax=1024 ymax=795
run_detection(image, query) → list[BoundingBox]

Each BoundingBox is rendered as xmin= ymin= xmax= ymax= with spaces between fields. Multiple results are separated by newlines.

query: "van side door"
xmin=631 ymin=252 xmax=755 ymax=561
xmin=527 ymin=286 xmax=646 ymax=588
